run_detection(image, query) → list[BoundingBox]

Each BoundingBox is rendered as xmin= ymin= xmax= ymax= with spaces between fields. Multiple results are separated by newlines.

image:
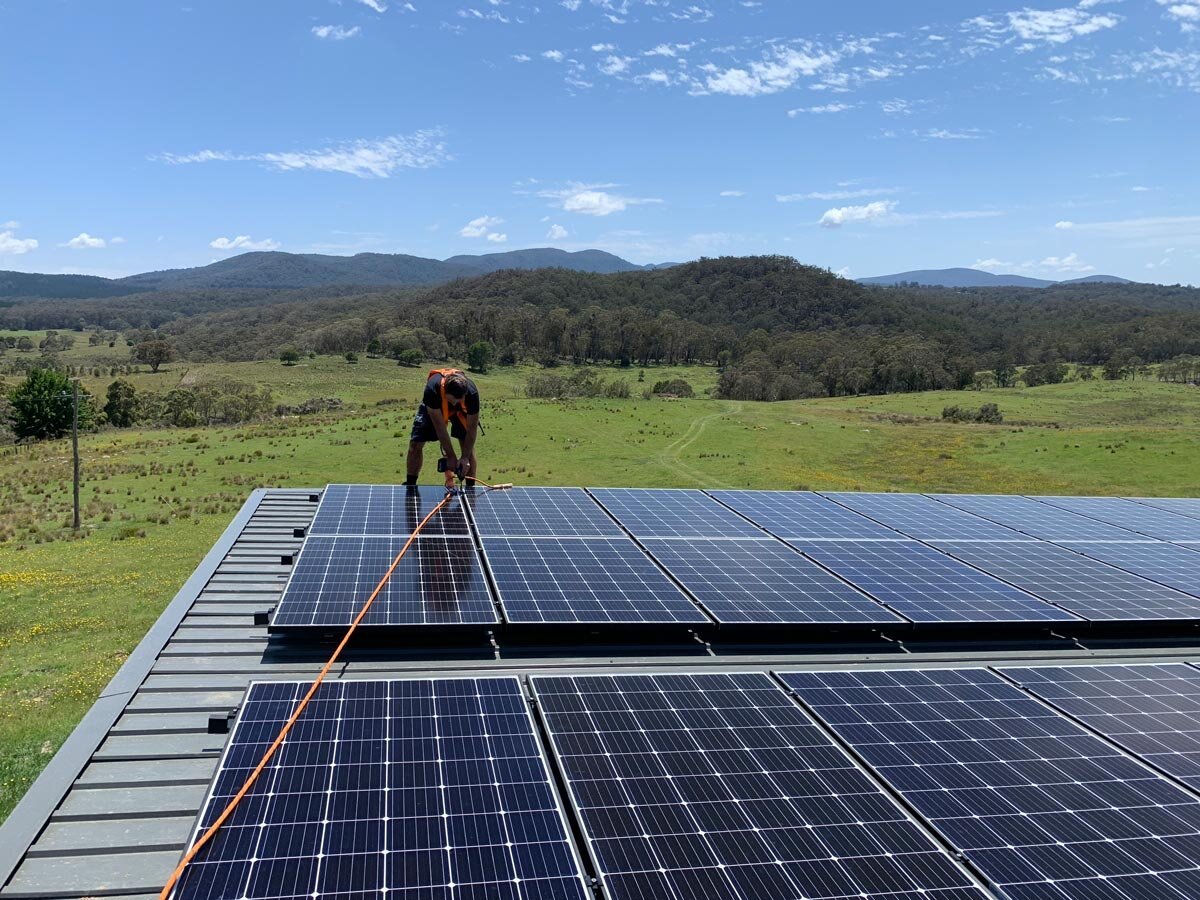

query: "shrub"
xmin=525 ymin=368 xmax=631 ymax=399
xmin=345 ymin=351 xmax=359 ymax=364
xmin=280 ymin=348 xmax=300 ymax=366
xmin=396 ymin=348 xmax=424 ymax=368
xmin=651 ymin=378 xmax=695 ymax=398
xmin=942 ymin=403 xmax=1003 ymax=424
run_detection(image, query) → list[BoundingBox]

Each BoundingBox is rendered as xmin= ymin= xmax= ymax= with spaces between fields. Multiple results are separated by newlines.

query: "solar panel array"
xmin=1131 ymin=497 xmax=1200 ymax=522
xmin=784 ymin=667 xmax=1200 ymax=900
xmin=275 ymin=485 xmax=1200 ymax=633
xmin=532 ymin=672 xmax=989 ymax=900
xmin=174 ymin=678 xmax=590 ymax=900
xmin=1002 ymin=663 xmax=1200 ymax=790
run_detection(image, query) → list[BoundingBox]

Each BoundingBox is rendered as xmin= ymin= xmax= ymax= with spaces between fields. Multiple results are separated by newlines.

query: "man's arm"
xmin=425 ymin=407 xmax=457 ymax=465
xmin=459 ymin=413 xmax=480 ymax=469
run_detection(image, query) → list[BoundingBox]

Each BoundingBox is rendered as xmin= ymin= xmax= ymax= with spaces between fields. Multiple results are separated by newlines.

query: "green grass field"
xmin=3 ymin=345 xmax=1200 ymax=821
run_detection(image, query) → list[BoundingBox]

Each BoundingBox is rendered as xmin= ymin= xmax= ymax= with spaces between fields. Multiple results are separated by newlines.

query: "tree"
xmin=16 ymin=336 xmax=33 ymax=352
xmin=396 ymin=348 xmax=424 ymax=368
xmin=467 ymin=340 xmax=494 ymax=374
xmin=344 ymin=351 xmax=359 ymax=364
xmin=104 ymin=379 xmax=138 ymax=427
xmin=132 ymin=339 xmax=176 ymax=373
xmin=280 ymin=348 xmax=300 ymax=366
xmin=366 ymin=338 xmax=383 ymax=358
xmin=7 ymin=369 xmax=95 ymax=441
xmin=993 ymin=361 xmax=1017 ymax=388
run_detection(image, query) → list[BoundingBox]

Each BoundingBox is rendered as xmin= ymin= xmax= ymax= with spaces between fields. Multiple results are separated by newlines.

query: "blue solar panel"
xmin=789 ymin=540 xmax=1077 ymax=623
xmin=1037 ymin=496 xmax=1200 ymax=543
xmin=1058 ymin=540 xmax=1200 ymax=597
xmin=467 ymin=487 xmax=624 ymax=538
xmin=482 ymin=537 xmax=708 ymax=624
xmin=639 ymin=538 xmax=905 ymax=625
xmin=1000 ymin=663 xmax=1200 ymax=790
xmin=824 ymin=492 xmax=1028 ymax=542
xmin=930 ymin=493 xmax=1149 ymax=541
xmin=310 ymin=484 xmax=470 ymax=537
xmin=589 ymin=488 xmax=764 ymax=538
xmin=174 ymin=678 xmax=590 ymax=900
xmin=783 ymin=667 xmax=1200 ymax=900
xmin=929 ymin=540 xmax=1200 ymax=621
xmin=532 ymin=672 xmax=988 ymax=900
xmin=1130 ymin=497 xmax=1200 ymax=522
xmin=273 ymin=536 xmax=498 ymax=629
xmin=708 ymin=490 xmax=904 ymax=540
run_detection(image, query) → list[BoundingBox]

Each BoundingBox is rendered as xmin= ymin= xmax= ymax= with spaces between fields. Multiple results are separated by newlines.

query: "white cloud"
xmin=1055 ymin=220 xmax=1075 ymax=229
xmin=599 ymin=55 xmax=633 ymax=75
xmin=786 ymin=102 xmax=852 ymax=116
xmin=1157 ymin=0 xmax=1199 ymax=30
xmin=0 ymin=230 xmax=37 ymax=255
xmin=926 ymin=128 xmax=983 ymax=140
xmin=779 ymin=187 xmax=898 ymax=202
xmin=110 ymin=236 xmax=127 ymax=244
xmin=968 ymin=7 xmax=1120 ymax=43
xmin=819 ymin=200 xmax=896 ymax=228
xmin=312 ymin=25 xmax=361 ymax=40
xmin=542 ymin=49 xmax=565 ymax=62
xmin=1037 ymin=252 xmax=1094 ymax=274
xmin=880 ymin=98 xmax=911 ymax=115
xmin=719 ymin=190 xmax=745 ymax=197
xmin=592 ymin=43 xmax=616 ymax=52
xmin=512 ymin=54 xmax=532 ymax=62
xmin=357 ymin=0 xmax=388 ymax=11
xmin=157 ymin=131 xmax=449 ymax=179
xmin=460 ymin=215 xmax=504 ymax=238
xmin=538 ymin=183 xmax=662 ymax=216
xmin=1 ymin=220 xmax=18 ymax=229
xmin=704 ymin=44 xmax=838 ymax=96
xmin=546 ymin=223 xmax=569 ymax=240
xmin=62 ymin=232 xmax=106 ymax=249
xmin=486 ymin=232 xmax=508 ymax=243
xmin=1050 ymin=215 xmax=1200 ymax=241
xmin=210 ymin=235 xmax=281 ymax=251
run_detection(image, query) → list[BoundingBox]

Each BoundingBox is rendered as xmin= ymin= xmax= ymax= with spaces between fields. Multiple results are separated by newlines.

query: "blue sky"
xmin=1 ymin=0 xmax=1198 ymax=283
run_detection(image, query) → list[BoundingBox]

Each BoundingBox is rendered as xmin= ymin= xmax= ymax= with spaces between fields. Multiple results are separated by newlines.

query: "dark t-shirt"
xmin=423 ymin=373 xmax=480 ymax=415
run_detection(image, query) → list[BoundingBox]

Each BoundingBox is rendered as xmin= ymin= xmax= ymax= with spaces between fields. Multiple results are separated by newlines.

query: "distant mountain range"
xmin=858 ymin=267 xmax=1135 ymax=289
xmin=0 ymin=248 xmax=670 ymax=299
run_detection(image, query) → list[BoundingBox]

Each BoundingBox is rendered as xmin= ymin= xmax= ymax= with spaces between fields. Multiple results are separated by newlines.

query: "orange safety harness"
xmin=428 ymin=367 xmax=472 ymax=431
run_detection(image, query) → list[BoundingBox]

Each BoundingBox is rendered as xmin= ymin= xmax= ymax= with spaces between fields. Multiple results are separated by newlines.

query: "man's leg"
xmin=405 ymin=441 xmax=424 ymax=485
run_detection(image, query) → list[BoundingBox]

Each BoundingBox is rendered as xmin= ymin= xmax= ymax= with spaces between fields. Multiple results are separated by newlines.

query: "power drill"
xmin=436 ymin=457 xmax=460 ymax=492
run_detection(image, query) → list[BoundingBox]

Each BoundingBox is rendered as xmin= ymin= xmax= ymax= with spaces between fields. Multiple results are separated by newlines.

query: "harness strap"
xmin=428 ymin=368 xmax=470 ymax=429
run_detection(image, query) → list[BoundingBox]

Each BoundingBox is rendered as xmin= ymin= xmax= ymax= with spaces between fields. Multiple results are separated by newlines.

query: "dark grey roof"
xmin=4 ymin=487 xmax=1200 ymax=897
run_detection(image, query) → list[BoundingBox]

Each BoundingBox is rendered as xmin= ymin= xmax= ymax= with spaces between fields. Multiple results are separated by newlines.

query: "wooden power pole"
xmin=71 ymin=379 xmax=80 ymax=531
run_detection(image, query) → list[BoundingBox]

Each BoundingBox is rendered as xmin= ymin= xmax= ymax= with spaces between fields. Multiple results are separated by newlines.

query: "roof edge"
xmin=0 ymin=488 xmax=270 ymax=889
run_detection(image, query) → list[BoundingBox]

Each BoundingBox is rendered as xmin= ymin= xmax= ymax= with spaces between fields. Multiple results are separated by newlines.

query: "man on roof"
xmin=405 ymin=368 xmax=480 ymax=487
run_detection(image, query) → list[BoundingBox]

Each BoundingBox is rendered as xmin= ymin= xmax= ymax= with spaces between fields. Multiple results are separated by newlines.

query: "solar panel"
xmin=639 ymin=538 xmax=905 ymax=625
xmin=789 ymin=540 xmax=1077 ymax=623
xmin=531 ymin=672 xmax=988 ymax=900
xmin=309 ymin=484 xmax=470 ymax=537
xmin=588 ymin=488 xmax=764 ymax=538
xmin=824 ymin=492 xmax=1028 ymax=542
xmin=482 ymin=537 xmax=709 ymax=624
xmin=708 ymin=490 xmax=904 ymax=540
xmin=467 ymin=487 xmax=624 ymax=538
xmin=173 ymin=678 xmax=590 ymax=900
xmin=1000 ymin=663 xmax=1200 ymax=790
xmin=929 ymin=540 xmax=1200 ymax=621
xmin=1058 ymin=540 xmax=1200 ymax=597
xmin=1129 ymin=497 xmax=1200 ymax=522
xmin=930 ymin=493 xmax=1150 ymax=541
xmin=1037 ymin=496 xmax=1200 ymax=543
xmin=272 ymin=536 xmax=498 ymax=629
xmin=783 ymin=667 xmax=1200 ymax=900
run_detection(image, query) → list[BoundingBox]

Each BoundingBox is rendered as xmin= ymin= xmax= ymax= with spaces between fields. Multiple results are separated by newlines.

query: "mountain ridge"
xmin=859 ymin=267 xmax=1135 ymax=288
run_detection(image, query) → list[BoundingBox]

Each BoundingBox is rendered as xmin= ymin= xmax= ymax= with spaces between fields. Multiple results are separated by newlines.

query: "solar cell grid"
xmin=1058 ymin=541 xmax=1200 ymax=597
xmin=789 ymin=540 xmax=1077 ymax=624
xmin=589 ymin=488 xmax=764 ymax=538
xmin=483 ymin=537 xmax=708 ymax=624
xmin=824 ymin=492 xmax=1029 ymax=542
xmin=708 ymin=490 xmax=904 ymax=540
xmin=531 ymin=672 xmax=988 ymax=900
xmin=173 ymin=678 xmax=590 ymax=900
xmin=309 ymin=484 xmax=470 ymax=537
xmin=930 ymin=540 xmax=1200 ymax=621
xmin=1037 ymin=496 xmax=1200 ymax=543
xmin=1130 ymin=497 xmax=1200 ymax=522
xmin=930 ymin=493 xmax=1150 ymax=542
xmin=783 ymin=667 xmax=1200 ymax=900
xmin=272 ymin=536 xmax=497 ymax=628
xmin=467 ymin=487 xmax=624 ymax=538
xmin=1000 ymin=663 xmax=1200 ymax=791
xmin=639 ymin=538 xmax=904 ymax=625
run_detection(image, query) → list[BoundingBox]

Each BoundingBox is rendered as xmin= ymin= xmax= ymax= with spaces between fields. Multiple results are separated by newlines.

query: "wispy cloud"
xmin=966 ymin=7 xmax=1121 ymax=44
xmin=719 ymin=190 xmax=745 ymax=197
xmin=156 ymin=131 xmax=450 ymax=179
xmin=787 ymin=103 xmax=854 ymax=116
xmin=779 ymin=187 xmax=898 ymax=202
xmin=819 ymin=200 xmax=896 ymax=228
xmin=460 ymin=215 xmax=505 ymax=239
xmin=0 ymin=230 xmax=38 ymax=255
xmin=312 ymin=25 xmax=361 ymax=40
xmin=1056 ymin=215 xmax=1200 ymax=242
xmin=547 ymin=223 xmax=569 ymax=240
xmin=537 ymin=182 xmax=662 ymax=216
xmin=357 ymin=0 xmax=388 ymax=12
xmin=210 ymin=235 xmax=280 ymax=251
xmin=61 ymin=232 xmax=106 ymax=249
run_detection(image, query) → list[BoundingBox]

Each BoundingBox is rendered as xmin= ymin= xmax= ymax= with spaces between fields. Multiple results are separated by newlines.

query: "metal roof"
xmin=4 ymin=487 xmax=1200 ymax=897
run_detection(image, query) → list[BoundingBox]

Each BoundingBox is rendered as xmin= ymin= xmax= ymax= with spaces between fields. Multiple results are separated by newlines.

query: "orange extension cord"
xmin=159 ymin=475 xmax=508 ymax=898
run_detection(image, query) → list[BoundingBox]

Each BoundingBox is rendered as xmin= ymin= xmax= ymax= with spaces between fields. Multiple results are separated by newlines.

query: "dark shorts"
xmin=409 ymin=404 xmax=466 ymax=444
